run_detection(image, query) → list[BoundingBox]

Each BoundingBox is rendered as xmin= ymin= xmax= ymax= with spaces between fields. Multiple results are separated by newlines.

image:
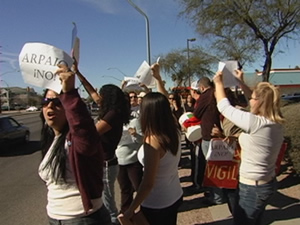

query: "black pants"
xmin=191 ymin=143 xmax=206 ymax=187
xmin=141 ymin=195 xmax=183 ymax=225
xmin=117 ymin=161 xmax=143 ymax=213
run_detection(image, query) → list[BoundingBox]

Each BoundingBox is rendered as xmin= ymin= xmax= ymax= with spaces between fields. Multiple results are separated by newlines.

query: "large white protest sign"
xmin=206 ymin=138 xmax=236 ymax=161
xmin=218 ymin=60 xmax=239 ymax=88
xmin=134 ymin=61 xmax=156 ymax=88
xmin=19 ymin=43 xmax=73 ymax=93
xmin=124 ymin=76 xmax=140 ymax=89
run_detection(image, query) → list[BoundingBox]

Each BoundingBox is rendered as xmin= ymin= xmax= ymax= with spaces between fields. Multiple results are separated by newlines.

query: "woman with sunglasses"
xmin=213 ymin=70 xmax=284 ymax=225
xmin=39 ymin=64 xmax=111 ymax=225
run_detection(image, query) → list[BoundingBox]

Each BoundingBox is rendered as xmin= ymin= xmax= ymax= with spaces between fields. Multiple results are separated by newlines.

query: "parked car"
xmin=26 ymin=106 xmax=38 ymax=112
xmin=0 ymin=116 xmax=30 ymax=148
xmin=281 ymin=93 xmax=300 ymax=102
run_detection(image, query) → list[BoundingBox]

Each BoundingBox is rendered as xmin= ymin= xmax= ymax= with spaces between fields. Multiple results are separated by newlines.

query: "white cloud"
xmin=0 ymin=52 xmax=19 ymax=70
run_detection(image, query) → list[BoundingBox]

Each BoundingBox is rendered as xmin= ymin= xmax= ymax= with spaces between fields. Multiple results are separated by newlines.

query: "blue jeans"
xmin=48 ymin=205 xmax=112 ymax=225
xmin=233 ymin=178 xmax=277 ymax=225
xmin=103 ymin=164 xmax=119 ymax=224
xmin=202 ymin=140 xmax=226 ymax=204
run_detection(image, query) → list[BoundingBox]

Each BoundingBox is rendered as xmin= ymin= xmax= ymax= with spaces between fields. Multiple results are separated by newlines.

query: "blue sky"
xmin=1 ymin=0 xmax=299 ymax=96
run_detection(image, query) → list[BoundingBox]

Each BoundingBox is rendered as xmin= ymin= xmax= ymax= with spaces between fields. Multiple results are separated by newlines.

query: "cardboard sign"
xmin=203 ymin=146 xmax=241 ymax=189
xmin=206 ymin=138 xmax=236 ymax=161
xmin=19 ymin=42 xmax=73 ymax=93
xmin=218 ymin=60 xmax=239 ymax=88
xmin=203 ymin=160 xmax=240 ymax=189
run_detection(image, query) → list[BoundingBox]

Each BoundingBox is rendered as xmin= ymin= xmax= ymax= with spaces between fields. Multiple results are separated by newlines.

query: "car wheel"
xmin=24 ymin=131 xmax=30 ymax=143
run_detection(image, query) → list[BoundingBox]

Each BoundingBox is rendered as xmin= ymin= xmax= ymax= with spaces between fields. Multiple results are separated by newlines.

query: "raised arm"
xmin=213 ymin=71 xmax=227 ymax=103
xmin=234 ymin=69 xmax=252 ymax=103
xmin=72 ymin=59 xmax=102 ymax=106
xmin=151 ymin=63 xmax=168 ymax=97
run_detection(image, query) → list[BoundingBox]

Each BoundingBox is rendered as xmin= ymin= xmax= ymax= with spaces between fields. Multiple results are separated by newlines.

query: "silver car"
xmin=0 ymin=116 xmax=30 ymax=148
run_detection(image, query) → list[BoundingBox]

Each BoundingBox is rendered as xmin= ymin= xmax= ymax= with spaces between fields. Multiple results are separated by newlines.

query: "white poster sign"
xmin=19 ymin=42 xmax=73 ymax=93
xmin=206 ymin=138 xmax=236 ymax=161
xmin=134 ymin=61 xmax=155 ymax=88
xmin=218 ymin=60 xmax=239 ymax=88
xmin=124 ymin=76 xmax=140 ymax=88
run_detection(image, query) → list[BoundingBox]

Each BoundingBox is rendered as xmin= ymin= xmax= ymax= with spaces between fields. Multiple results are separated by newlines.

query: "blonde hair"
xmin=254 ymin=82 xmax=285 ymax=124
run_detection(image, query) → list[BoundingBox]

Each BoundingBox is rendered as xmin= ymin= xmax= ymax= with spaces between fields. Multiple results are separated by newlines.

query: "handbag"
xmin=118 ymin=211 xmax=150 ymax=225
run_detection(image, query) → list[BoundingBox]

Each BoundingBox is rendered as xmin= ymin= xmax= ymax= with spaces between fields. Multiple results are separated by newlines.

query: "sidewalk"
xmin=177 ymin=148 xmax=300 ymax=225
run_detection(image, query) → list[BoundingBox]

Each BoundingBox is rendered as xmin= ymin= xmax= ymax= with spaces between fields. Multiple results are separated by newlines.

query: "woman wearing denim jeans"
xmin=213 ymin=70 xmax=284 ymax=225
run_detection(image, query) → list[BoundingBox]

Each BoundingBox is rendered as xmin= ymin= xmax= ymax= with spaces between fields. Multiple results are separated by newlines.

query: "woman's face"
xmin=42 ymin=90 xmax=67 ymax=135
xmin=168 ymin=94 xmax=174 ymax=104
xmin=249 ymin=91 xmax=260 ymax=114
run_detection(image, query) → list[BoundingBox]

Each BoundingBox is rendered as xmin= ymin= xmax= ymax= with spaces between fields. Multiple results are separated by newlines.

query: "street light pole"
xmin=107 ymin=67 xmax=127 ymax=76
xmin=127 ymin=0 xmax=151 ymax=65
xmin=102 ymin=75 xmax=122 ymax=82
xmin=187 ymin=38 xmax=196 ymax=86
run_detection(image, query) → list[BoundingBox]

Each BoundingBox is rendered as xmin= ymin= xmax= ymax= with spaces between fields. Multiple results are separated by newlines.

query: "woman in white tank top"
xmin=118 ymin=63 xmax=183 ymax=225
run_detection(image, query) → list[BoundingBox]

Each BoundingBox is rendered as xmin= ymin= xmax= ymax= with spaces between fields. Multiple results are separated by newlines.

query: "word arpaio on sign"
xmin=19 ymin=42 xmax=73 ymax=93
xmin=21 ymin=53 xmax=64 ymax=66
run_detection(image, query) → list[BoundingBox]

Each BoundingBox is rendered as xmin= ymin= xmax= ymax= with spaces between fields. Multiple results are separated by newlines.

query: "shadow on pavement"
xmin=277 ymin=171 xmax=300 ymax=190
xmin=179 ymin=196 xmax=213 ymax=212
xmin=0 ymin=141 xmax=41 ymax=157
xmin=263 ymin=202 xmax=300 ymax=224
xmin=194 ymin=218 xmax=232 ymax=225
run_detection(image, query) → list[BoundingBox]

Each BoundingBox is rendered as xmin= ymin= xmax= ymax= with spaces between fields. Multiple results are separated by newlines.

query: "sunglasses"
xmin=130 ymin=96 xmax=137 ymax=99
xmin=169 ymin=97 xmax=174 ymax=100
xmin=41 ymin=98 xmax=62 ymax=107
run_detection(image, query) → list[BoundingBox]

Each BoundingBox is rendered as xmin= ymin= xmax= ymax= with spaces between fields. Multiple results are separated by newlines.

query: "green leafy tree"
xmin=179 ymin=0 xmax=300 ymax=81
xmin=159 ymin=47 xmax=217 ymax=86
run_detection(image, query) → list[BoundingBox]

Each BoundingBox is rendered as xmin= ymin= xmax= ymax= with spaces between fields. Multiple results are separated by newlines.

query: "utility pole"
xmin=127 ymin=0 xmax=151 ymax=65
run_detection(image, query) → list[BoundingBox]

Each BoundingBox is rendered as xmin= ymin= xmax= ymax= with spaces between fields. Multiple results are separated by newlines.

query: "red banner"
xmin=203 ymin=146 xmax=241 ymax=189
xmin=203 ymin=142 xmax=287 ymax=188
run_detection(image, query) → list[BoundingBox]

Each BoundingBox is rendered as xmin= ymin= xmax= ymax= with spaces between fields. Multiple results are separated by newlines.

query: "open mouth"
xmin=47 ymin=111 xmax=56 ymax=119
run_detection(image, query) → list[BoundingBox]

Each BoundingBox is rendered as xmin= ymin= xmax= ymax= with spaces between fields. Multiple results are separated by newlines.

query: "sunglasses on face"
xmin=41 ymin=98 xmax=62 ymax=107
xmin=130 ymin=96 xmax=137 ymax=99
xmin=169 ymin=97 xmax=174 ymax=100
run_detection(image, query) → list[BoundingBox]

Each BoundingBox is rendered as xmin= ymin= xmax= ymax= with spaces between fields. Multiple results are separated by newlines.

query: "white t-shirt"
xmin=137 ymin=141 xmax=183 ymax=208
xmin=38 ymin=136 xmax=102 ymax=219
xmin=217 ymin=98 xmax=284 ymax=181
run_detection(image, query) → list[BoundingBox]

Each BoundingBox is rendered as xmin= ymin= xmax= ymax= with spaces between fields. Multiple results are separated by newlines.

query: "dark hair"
xmin=171 ymin=92 xmax=182 ymax=109
xmin=224 ymin=88 xmax=238 ymax=107
xmin=98 ymin=84 xmax=130 ymax=125
xmin=140 ymin=92 xmax=180 ymax=155
xmin=40 ymin=89 xmax=69 ymax=184
xmin=199 ymin=77 xmax=213 ymax=88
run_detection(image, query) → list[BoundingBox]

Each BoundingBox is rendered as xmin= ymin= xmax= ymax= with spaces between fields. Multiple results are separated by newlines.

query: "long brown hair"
xmin=140 ymin=92 xmax=181 ymax=155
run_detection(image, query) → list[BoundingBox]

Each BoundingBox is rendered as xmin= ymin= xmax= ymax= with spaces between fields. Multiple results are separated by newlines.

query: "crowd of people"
xmin=38 ymin=59 xmax=285 ymax=225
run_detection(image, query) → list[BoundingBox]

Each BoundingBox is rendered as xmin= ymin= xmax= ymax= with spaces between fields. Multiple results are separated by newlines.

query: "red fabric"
xmin=203 ymin=145 xmax=241 ymax=189
xmin=183 ymin=117 xmax=201 ymax=128
xmin=275 ymin=142 xmax=287 ymax=175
